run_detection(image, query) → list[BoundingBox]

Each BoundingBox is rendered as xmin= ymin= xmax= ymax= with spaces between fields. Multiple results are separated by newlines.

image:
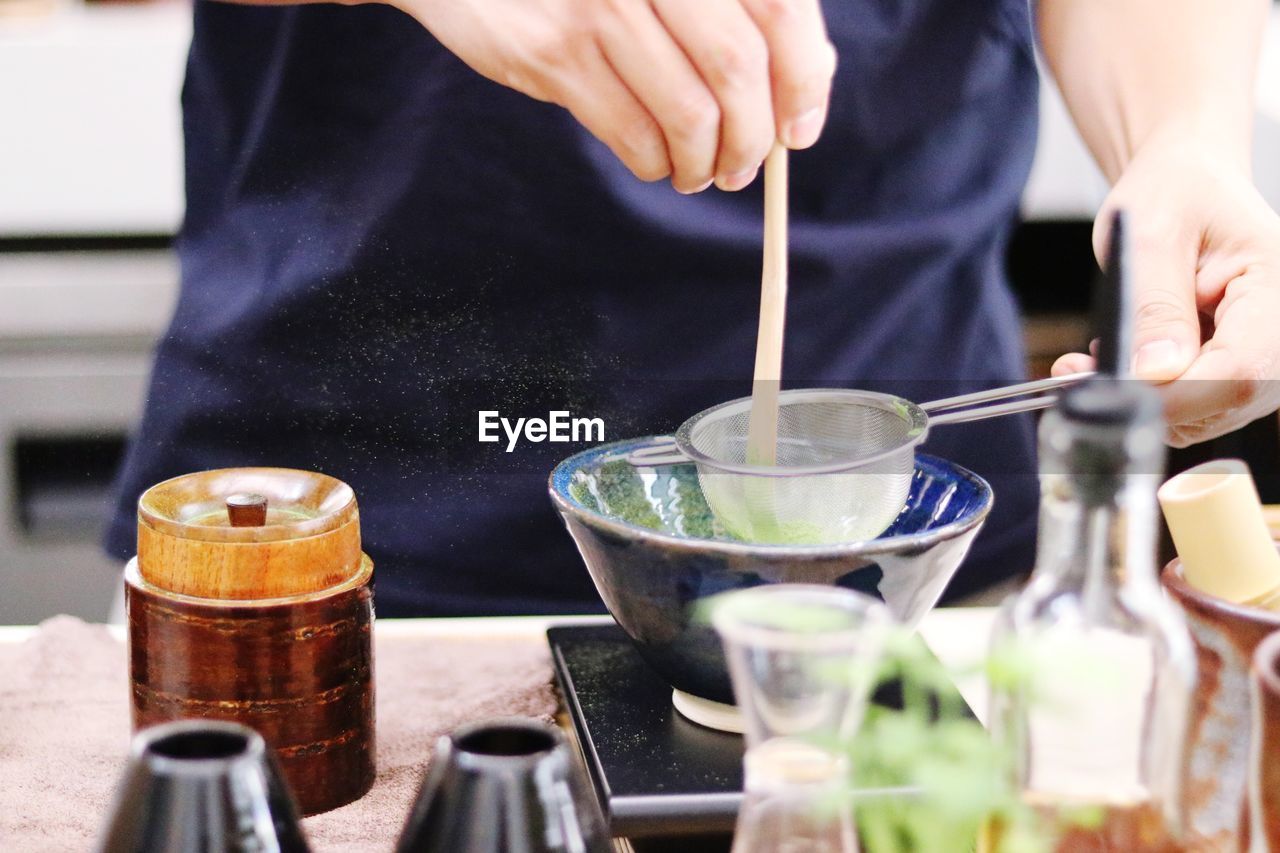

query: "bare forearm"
xmin=1039 ymin=0 xmax=1267 ymax=182
xmin=1044 ymin=0 xmax=1280 ymax=442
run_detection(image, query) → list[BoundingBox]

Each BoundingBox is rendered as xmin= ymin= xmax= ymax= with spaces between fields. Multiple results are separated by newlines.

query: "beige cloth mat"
xmin=0 ymin=616 xmax=558 ymax=852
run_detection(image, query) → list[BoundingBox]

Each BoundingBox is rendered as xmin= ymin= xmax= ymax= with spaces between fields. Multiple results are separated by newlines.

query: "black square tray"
xmin=548 ymin=622 xmax=974 ymax=841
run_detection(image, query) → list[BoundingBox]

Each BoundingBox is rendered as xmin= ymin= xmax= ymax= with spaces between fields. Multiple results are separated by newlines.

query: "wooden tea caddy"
xmin=124 ymin=467 xmax=375 ymax=815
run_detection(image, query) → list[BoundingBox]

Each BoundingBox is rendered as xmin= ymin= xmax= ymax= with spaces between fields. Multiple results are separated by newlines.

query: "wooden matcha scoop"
xmin=745 ymin=143 xmax=788 ymax=466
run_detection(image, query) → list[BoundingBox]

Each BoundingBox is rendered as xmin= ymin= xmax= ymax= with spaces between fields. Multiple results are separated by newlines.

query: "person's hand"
xmin=1052 ymin=137 xmax=1280 ymax=446
xmin=393 ymin=0 xmax=836 ymax=193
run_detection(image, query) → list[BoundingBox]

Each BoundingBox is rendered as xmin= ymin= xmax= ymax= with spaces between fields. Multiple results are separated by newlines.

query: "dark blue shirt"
xmin=107 ymin=0 xmax=1041 ymax=615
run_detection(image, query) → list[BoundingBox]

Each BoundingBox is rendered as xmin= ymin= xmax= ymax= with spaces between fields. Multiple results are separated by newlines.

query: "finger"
xmin=741 ymin=0 xmax=836 ymax=149
xmin=1095 ymin=211 xmax=1201 ymax=381
xmin=1051 ymin=353 xmax=1095 ymax=377
xmin=1158 ymin=349 xmax=1263 ymax=445
xmin=1159 ymin=273 xmax=1280 ymax=434
xmin=596 ymin=2 xmax=720 ymax=193
xmin=652 ymin=0 xmax=774 ymax=190
xmin=554 ymin=46 xmax=672 ymax=183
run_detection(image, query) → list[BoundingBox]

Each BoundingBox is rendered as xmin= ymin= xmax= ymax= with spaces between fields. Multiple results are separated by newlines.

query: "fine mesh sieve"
xmin=628 ymin=374 xmax=1092 ymax=545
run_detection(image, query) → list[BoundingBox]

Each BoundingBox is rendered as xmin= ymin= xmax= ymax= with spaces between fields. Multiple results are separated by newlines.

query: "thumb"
xmin=1112 ymin=221 xmax=1201 ymax=381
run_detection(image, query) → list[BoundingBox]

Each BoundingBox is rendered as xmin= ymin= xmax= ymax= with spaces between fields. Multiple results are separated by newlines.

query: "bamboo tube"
xmin=1159 ymin=459 xmax=1280 ymax=606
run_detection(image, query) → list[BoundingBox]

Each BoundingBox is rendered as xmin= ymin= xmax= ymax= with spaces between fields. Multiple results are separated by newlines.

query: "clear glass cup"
xmin=712 ymin=584 xmax=892 ymax=853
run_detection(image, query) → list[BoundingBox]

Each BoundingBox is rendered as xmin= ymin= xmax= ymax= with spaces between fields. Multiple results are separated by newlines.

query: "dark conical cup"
xmin=99 ymin=720 xmax=310 ymax=853
xmin=396 ymin=717 xmax=610 ymax=853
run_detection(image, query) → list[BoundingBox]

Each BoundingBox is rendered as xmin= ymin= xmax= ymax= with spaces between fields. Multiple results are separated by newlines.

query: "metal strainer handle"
xmin=921 ymin=371 xmax=1094 ymax=425
xmin=623 ymin=372 xmax=1096 ymax=468
xmin=625 ymin=438 xmax=691 ymax=467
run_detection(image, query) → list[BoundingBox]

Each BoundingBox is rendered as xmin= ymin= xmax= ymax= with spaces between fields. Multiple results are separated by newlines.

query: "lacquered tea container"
xmin=125 ymin=467 xmax=375 ymax=815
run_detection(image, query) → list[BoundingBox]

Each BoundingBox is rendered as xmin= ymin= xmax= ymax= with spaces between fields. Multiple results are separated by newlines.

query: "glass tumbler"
xmin=712 ymin=584 xmax=892 ymax=853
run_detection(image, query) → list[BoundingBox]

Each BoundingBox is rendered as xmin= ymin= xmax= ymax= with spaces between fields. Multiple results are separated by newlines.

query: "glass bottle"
xmin=712 ymin=584 xmax=892 ymax=853
xmin=988 ymin=379 xmax=1197 ymax=851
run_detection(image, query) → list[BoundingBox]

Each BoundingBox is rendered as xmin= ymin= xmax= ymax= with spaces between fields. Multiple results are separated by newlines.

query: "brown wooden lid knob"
xmin=226 ymin=493 xmax=268 ymax=527
xmin=136 ymin=468 xmax=361 ymax=601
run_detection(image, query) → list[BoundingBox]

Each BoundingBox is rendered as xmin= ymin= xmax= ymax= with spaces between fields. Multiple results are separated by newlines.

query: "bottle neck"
xmin=1029 ymin=401 xmax=1165 ymax=600
xmin=1033 ymin=472 xmax=1161 ymax=597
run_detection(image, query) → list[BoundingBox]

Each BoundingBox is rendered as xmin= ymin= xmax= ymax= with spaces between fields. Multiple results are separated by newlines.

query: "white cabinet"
xmin=0 ymin=250 xmax=177 ymax=622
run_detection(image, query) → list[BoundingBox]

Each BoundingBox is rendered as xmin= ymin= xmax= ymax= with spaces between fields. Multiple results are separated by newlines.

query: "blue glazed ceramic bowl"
xmin=549 ymin=437 xmax=993 ymax=705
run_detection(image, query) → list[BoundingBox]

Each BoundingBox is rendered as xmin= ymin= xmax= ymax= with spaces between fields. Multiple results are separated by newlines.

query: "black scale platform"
xmin=547 ymin=623 xmax=975 ymax=847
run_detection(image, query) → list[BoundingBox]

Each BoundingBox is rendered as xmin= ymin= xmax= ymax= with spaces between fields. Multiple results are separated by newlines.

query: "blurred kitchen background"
xmin=3 ymin=0 xmax=1280 ymax=624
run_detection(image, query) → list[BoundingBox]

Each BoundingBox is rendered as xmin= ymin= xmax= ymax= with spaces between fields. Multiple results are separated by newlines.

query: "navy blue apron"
xmin=107 ymin=0 xmax=1041 ymax=615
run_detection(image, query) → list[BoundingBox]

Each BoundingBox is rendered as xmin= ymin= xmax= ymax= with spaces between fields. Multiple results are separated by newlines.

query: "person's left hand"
xmin=1051 ymin=137 xmax=1280 ymax=447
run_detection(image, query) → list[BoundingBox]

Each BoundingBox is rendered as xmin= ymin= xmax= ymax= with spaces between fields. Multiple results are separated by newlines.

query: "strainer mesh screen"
xmin=678 ymin=394 xmax=920 ymax=544
xmin=689 ymin=398 xmax=915 ymax=466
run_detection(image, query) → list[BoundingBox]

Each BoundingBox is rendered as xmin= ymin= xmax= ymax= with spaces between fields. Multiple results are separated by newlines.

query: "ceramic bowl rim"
xmin=1161 ymin=556 xmax=1280 ymax=628
xmin=548 ymin=436 xmax=993 ymax=557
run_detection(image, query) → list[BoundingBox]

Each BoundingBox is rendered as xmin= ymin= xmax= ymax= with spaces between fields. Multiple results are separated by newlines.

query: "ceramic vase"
xmin=395 ymin=717 xmax=610 ymax=853
xmin=1162 ymin=557 xmax=1280 ymax=848
xmin=1248 ymin=630 xmax=1280 ymax=850
xmin=98 ymin=719 xmax=309 ymax=853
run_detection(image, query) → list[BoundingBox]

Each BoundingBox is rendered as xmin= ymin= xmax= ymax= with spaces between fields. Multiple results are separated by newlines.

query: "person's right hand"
xmin=393 ymin=0 xmax=837 ymax=193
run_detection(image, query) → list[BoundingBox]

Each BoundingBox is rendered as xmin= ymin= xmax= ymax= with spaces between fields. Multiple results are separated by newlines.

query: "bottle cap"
xmin=1158 ymin=458 xmax=1280 ymax=605
xmin=1049 ymin=378 xmax=1164 ymax=506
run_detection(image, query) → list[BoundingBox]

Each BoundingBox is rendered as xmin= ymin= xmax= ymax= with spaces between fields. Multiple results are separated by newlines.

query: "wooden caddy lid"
xmin=137 ymin=467 xmax=362 ymax=600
